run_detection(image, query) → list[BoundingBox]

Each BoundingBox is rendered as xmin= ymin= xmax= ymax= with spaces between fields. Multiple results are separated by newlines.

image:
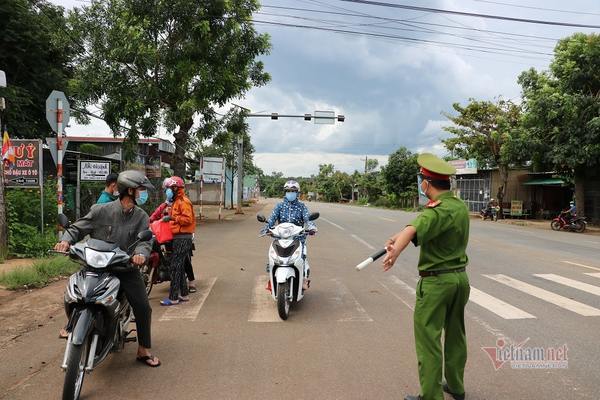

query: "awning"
xmin=523 ymin=178 xmax=565 ymax=186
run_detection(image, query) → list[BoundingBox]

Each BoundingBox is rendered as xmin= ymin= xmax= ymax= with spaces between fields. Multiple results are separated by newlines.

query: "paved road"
xmin=2 ymin=200 xmax=600 ymax=399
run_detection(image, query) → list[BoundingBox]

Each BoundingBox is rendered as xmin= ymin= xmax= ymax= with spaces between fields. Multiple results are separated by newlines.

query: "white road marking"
xmin=351 ymin=234 xmax=375 ymax=250
xmin=378 ymin=275 xmax=416 ymax=311
xmin=347 ymin=210 xmax=361 ymax=215
xmin=562 ymin=261 xmax=600 ymax=272
xmin=321 ymin=217 xmax=345 ymax=231
xmin=484 ymin=274 xmax=600 ymax=316
xmin=159 ymin=277 xmax=217 ymax=321
xmin=378 ymin=216 xmax=397 ymax=222
xmin=331 ymin=278 xmax=373 ymax=322
xmin=585 ymin=273 xmax=600 ymax=280
xmin=248 ymin=275 xmax=280 ymax=322
xmin=534 ymin=274 xmax=600 ymax=297
xmin=469 ymin=287 xmax=536 ymax=319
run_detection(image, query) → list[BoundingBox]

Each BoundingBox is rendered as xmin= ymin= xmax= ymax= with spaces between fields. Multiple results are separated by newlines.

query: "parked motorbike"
xmin=54 ymin=214 xmax=153 ymax=400
xmin=141 ymin=241 xmax=171 ymax=295
xmin=480 ymin=206 xmax=499 ymax=221
xmin=257 ymin=212 xmax=319 ymax=320
xmin=551 ymin=212 xmax=586 ymax=233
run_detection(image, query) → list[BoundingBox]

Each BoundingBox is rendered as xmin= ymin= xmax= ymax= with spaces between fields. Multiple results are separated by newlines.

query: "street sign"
xmin=201 ymin=157 xmax=225 ymax=183
xmin=3 ymin=140 xmax=42 ymax=187
xmin=80 ymin=160 xmax=111 ymax=181
xmin=45 ymin=137 xmax=69 ymax=166
xmin=45 ymin=90 xmax=70 ymax=133
xmin=314 ymin=110 xmax=335 ymax=125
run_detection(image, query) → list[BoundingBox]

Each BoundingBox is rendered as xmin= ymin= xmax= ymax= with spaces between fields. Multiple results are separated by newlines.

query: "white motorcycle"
xmin=257 ymin=212 xmax=319 ymax=320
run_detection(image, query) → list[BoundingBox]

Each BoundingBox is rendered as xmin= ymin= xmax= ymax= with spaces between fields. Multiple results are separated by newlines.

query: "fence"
xmin=454 ymin=177 xmax=491 ymax=212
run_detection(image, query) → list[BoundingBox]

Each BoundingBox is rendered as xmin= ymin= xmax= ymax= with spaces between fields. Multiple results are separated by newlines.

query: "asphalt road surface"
xmin=2 ymin=199 xmax=600 ymax=399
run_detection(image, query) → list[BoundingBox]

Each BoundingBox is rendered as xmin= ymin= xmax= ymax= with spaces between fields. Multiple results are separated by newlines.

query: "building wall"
xmin=490 ymin=168 xmax=533 ymax=209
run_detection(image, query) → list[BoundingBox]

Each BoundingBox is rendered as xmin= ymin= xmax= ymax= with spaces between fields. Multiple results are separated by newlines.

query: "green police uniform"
xmin=408 ymin=154 xmax=470 ymax=400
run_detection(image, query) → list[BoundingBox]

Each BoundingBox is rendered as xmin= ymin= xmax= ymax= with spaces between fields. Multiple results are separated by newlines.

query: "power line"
xmin=252 ymin=19 xmax=552 ymax=59
xmin=339 ymin=0 xmax=600 ymax=29
xmin=261 ymin=5 xmax=560 ymax=41
xmin=473 ymin=0 xmax=600 ymax=16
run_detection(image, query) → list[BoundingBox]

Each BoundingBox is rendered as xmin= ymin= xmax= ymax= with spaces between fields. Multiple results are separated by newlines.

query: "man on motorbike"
xmin=262 ymin=180 xmax=317 ymax=290
xmin=561 ymin=201 xmax=577 ymax=226
xmin=54 ymin=170 xmax=161 ymax=367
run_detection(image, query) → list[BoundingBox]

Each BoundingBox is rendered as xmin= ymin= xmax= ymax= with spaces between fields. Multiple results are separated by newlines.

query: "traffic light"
xmin=337 ymin=115 xmax=345 ymax=122
xmin=271 ymin=113 xmax=278 ymax=120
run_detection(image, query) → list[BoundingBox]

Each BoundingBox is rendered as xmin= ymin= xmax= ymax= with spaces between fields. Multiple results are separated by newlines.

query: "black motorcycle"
xmin=480 ymin=206 xmax=499 ymax=221
xmin=55 ymin=214 xmax=153 ymax=400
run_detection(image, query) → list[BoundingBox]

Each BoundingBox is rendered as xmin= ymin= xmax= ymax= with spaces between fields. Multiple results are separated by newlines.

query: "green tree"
xmin=519 ymin=33 xmax=600 ymax=216
xmin=0 ymin=0 xmax=77 ymax=138
xmin=442 ymin=98 xmax=524 ymax=211
xmin=69 ymin=0 xmax=270 ymax=175
xmin=382 ymin=147 xmax=418 ymax=202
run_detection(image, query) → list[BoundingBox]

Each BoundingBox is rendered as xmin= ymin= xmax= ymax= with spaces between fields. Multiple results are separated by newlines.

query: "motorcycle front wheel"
xmin=62 ymin=336 xmax=90 ymax=400
xmin=550 ymin=221 xmax=562 ymax=231
xmin=277 ymin=282 xmax=290 ymax=320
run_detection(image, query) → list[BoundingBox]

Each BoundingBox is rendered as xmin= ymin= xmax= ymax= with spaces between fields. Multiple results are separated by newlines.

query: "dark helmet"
xmin=117 ymin=170 xmax=155 ymax=194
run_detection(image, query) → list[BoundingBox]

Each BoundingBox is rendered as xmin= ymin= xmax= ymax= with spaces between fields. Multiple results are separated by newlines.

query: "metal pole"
xmin=218 ymin=159 xmax=224 ymax=221
xmin=0 ymin=115 xmax=7 ymax=251
xmin=76 ymin=157 xmax=81 ymax=219
xmin=199 ymin=157 xmax=203 ymax=219
xmin=56 ymin=99 xmax=64 ymax=221
xmin=235 ymin=135 xmax=244 ymax=214
xmin=39 ymin=140 xmax=44 ymax=234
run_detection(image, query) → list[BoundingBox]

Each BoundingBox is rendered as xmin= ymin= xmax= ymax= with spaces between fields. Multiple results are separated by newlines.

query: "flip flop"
xmin=160 ymin=298 xmax=180 ymax=306
xmin=188 ymin=286 xmax=197 ymax=293
xmin=136 ymin=355 xmax=161 ymax=368
xmin=178 ymin=296 xmax=190 ymax=302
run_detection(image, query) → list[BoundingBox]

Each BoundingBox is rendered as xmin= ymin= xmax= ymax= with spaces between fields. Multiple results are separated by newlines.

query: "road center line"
xmin=331 ymin=278 xmax=373 ymax=322
xmin=534 ymin=274 xmax=600 ymax=296
xmin=351 ymin=234 xmax=375 ymax=250
xmin=562 ymin=261 xmax=600 ymax=272
xmin=321 ymin=217 xmax=345 ymax=231
xmin=159 ymin=277 xmax=217 ymax=321
xmin=378 ymin=216 xmax=397 ymax=222
xmin=484 ymin=274 xmax=600 ymax=316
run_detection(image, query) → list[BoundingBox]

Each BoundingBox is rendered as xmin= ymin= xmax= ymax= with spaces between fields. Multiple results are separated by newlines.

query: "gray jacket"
xmin=61 ymin=200 xmax=151 ymax=258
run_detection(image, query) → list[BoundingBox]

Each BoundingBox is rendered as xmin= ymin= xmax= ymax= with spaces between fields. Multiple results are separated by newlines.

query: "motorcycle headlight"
xmin=85 ymin=249 xmax=115 ymax=268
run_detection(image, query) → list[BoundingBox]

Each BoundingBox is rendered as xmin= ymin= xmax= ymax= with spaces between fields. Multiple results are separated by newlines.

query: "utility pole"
xmin=235 ymin=135 xmax=244 ymax=214
xmin=361 ymin=155 xmax=368 ymax=174
xmin=0 ymin=70 xmax=8 ymax=253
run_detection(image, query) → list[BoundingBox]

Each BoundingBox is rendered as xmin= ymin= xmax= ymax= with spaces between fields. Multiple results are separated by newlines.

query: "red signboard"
xmin=3 ymin=139 xmax=42 ymax=187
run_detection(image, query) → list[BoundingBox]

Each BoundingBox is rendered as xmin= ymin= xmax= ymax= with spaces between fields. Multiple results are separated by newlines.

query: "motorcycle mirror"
xmin=137 ymin=230 xmax=153 ymax=242
xmin=58 ymin=214 xmax=71 ymax=229
xmin=308 ymin=212 xmax=320 ymax=221
xmin=257 ymin=214 xmax=267 ymax=223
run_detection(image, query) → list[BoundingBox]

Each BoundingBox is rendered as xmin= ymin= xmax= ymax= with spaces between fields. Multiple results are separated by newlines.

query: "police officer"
xmin=382 ymin=153 xmax=470 ymax=400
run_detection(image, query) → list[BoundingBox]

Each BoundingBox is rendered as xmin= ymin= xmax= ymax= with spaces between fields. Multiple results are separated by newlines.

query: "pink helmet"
xmin=163 ymin=176 xmax=185 ymax=188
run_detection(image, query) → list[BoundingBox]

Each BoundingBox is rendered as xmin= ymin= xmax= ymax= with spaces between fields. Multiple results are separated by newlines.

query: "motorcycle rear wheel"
xmin=277 ymin=282 xmax=290 ymax=320
xmin=62 ymin=336 xmax=90 ymax=400
xmin=550 ymin=221 xmax=561 ymax=231
xmin=574 ymin=221 xmax=586 ymax=233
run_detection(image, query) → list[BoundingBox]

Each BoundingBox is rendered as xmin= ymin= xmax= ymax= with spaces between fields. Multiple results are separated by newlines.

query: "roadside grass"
xmin=0 ymin=257 xmax=79 ymax=290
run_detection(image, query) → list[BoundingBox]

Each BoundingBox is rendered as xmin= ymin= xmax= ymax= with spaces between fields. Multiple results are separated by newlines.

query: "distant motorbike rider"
xmin=481 ymin=198 xmax=498 ymax=220
xmin=54 ymin=170 xmax=161 ymax=367
xmin=262 ymin=180 xmax=317 ymax=289
xmin=561 ymin=201 xmax=577 ymax=225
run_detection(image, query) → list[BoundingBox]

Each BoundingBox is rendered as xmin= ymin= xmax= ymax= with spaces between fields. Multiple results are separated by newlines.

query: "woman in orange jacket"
xmin=160 ymin=176 xmax=197 ymax=306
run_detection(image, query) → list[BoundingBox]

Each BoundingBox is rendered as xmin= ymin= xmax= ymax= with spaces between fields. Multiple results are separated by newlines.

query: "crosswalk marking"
xmin=469 ymin=287 xmax=536 ymax=319
xmin=331 ymin=278 xmax=373 ymax=322
xmin=159 ymin=277 xmax=217 ymax=321
xmin=585 ymin=273 xmax=600 ymax=280
xmin=248 ymin=275 xmax=280 ymax=322
xmin=561 ymin=261 xmax=600 ymax=272
xmin=534 ymin=274 xmax=600 ymax=297
xmin=484 ymin=274 xmax=600 ymax=317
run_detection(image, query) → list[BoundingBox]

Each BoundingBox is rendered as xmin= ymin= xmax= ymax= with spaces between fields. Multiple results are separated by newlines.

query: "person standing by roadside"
xmin=160 ymin=176 xmax=197 ymax=306
xmin=382 ymin=153 xmax=470 ymax=400
xmin=96 ymin=173 xmax=119 ymax=204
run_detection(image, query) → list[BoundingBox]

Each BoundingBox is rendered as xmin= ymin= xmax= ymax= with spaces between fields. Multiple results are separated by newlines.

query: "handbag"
xmin=150 ymin=220 xmax=174 ymax=244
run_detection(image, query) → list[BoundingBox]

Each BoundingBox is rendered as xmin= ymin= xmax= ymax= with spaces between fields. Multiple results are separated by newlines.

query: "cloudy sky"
xmin=52 ymin=0 xmax=599 ymax=176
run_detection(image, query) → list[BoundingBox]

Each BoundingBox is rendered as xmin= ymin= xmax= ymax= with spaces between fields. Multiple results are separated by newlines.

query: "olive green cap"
xmin=417 ymin=153 xmax=456 ymax=176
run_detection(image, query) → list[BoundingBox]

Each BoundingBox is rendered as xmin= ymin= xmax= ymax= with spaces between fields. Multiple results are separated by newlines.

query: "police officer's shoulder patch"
xmin=425 ymin=200 xmax=442 ymax=208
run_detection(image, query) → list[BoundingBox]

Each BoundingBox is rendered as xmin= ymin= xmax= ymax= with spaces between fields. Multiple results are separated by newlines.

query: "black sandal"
xmin=136 ymin=355 xmax=161 ymax=368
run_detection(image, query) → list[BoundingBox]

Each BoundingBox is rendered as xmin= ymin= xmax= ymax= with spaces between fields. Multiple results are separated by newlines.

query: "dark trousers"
xmin=184 ymin=249 xmax=195 ymax=281
xmin=169 ymin=238 xmax=192 ymax=300
xmin=115 ymin=269 xmax=152 ymax=348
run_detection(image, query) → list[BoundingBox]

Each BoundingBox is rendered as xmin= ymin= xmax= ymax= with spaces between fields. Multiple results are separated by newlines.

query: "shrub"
xmin=0 ymin=256 xmax=79 ymax=289
xmin=7 ymin=223 xmax=57 ymax=258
